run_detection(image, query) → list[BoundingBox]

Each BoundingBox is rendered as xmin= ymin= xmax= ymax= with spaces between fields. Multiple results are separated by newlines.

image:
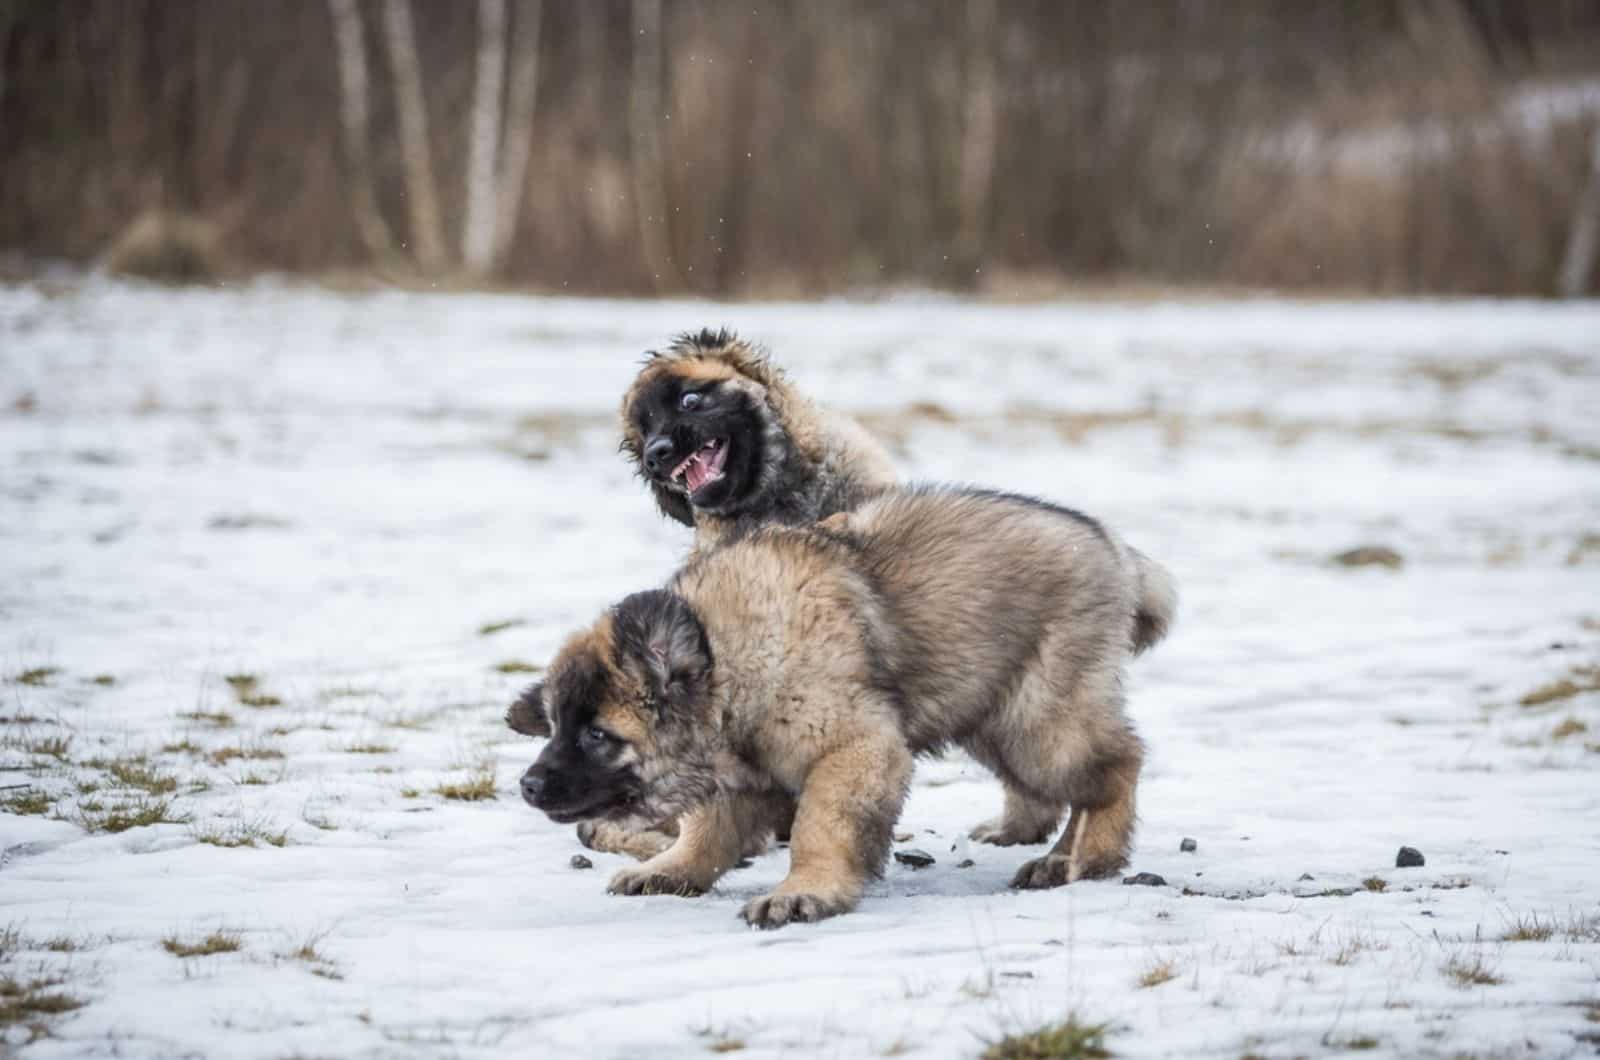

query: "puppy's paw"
xmin=969 ymin=817 xmax=1052 ymax=847
xmin=577 ymin=820 xmax=675 ymax=860
xmin=606 ymin=865 xmax=703 ymax=898
xmin=1011 ymin=853 xmax=1074 ymax=890
xmin=740 ymin=891 xmax=850 ymax=929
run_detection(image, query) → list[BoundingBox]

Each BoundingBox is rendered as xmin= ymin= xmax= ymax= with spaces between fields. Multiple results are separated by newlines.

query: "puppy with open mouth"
xmin=506 ymin=329 xmax=896 ymax=860
xmin=518 ymin=485 xmax=1176 ymax=928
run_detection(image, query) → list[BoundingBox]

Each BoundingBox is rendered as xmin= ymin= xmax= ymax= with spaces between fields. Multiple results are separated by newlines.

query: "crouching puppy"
xmin=519 ymin=486 xmax=1176 ymax=928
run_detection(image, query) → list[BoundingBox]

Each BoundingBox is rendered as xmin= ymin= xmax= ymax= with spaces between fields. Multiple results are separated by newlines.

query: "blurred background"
xmin=3 ymin=0 xmax=1600 ymax=298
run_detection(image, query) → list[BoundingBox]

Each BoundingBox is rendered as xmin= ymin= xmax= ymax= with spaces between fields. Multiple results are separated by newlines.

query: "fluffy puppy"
xmin=519 ymin=486 xmax=1176 ymax=928
xmin=507 ymin=329 xmax=896 ymax=858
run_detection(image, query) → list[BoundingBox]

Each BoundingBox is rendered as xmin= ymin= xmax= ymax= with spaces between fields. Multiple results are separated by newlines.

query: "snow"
xmin=2 ymin=278 xmax=1598 ymax=1059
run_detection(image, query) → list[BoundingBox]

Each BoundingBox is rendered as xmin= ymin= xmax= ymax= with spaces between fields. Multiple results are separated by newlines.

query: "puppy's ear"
xmin=613 ymin=590 xmax=711 ymax=711
xmin=649 ymin=481 xmax=696 ymax=528
xmin=505 ymin=681 xmax=551 ymax=737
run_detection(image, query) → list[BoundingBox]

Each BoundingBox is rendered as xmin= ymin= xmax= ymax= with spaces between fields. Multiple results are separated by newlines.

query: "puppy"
xmin=507 ymin=329 xmax=896 ymax=858
xmin=519 ymin=486 xmax=1176 ymax=928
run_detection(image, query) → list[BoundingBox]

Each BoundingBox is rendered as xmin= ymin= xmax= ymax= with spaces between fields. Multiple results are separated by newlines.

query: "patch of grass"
xmin=433 ymin=765 xmax=496 ymax=802
xmin=12 ymin=667 xmax=60 ymax=687
xmin=478 ymin=619 xmax=526 ymax=636
xmin=236 ymin=770 xmax=280 ymax=786
xmin=1361 ymin=876 xmax=1387 ymax=892
xmin=1136 ymin=957 xmax=1179 ymax=988
xmin=224 ymin=673 xmax=282 ymax=708
xmin=492 ymin=660 xmax=541 ymax=675
xmin=0 ymin=970 xmax=84 ymax=1033
xmin=1442 ymin=952 xmax=1502 ymax=987
xmin=77 ymin=796 xmax=187 ymax=833
xmin=1520 ymin=677 xmax=1594 ymax=708
xmin=400 ymin=786 xmax=421 ymax=799
xmin=1 ymin=713 xmax=43 ymax=726
xmin=89 ymin=674 xmax=116 ymax=686
xmin=280 ymin=932 xmax=341 ymax=979
xmin=1552 ymin=717 xmax=1588 ymax=741
xmin=224 ymin=673 xmax=259 ymax=694
xmin=207 ymin=745 xmax=284 ymax=767
xmin=1330 ymin=931 xmax=1387 ymax=966
xmin=981 ymin=1016 xmax=1113 ymax=1060
xmin=1322 ymin=1033 xmax=1379 ymax=1051
xmin=320 ymin=684 xmax=382 ymax=702
xmin=344 ymin=742 xmax=396 ymax=755
xmin=105 ymin=758 xmax=177 ymax=795
xmin=1501 ymin=914 xmax=1556 ymax=942
xmin=691 ymin=1023 xmax=749 ymax=1054
xmin=178 ymin=710 xmax=234 ymax=728
xmin=2 ymin=788 xmax=53 ymax=816
xmin=162 ymin=930 xmax=241 ymax=958
xmin=22 ymin=733 xmax=72 ymax=760
xmin=161 ymin=738 xmax=203 ymax=755
xmin=237 ymin=693 xmax=282 ymax=708
xmin=191 ymin=815 xmax=288 ymax=848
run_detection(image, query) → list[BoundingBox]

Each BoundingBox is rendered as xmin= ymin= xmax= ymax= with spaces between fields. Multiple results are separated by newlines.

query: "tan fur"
xmin=529 ymin=486 xmax=1174 ymax=926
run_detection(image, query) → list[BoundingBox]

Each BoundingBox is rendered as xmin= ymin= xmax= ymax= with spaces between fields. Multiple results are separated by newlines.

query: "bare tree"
xmin=630 ymin=0 xmax=674 ymax=290
xmin=953 ymin=0 xmax=998 ymax=279
xmin=327 ymin=0 xmax=394 ymax=259
xmin=494 ymin=0 xmax=543 ymax=266
xmin=462 ymin=0 xmax=506 ymax=273
xmin=1559 ymin=133 xmax=1600 ymax=298
xmin=381 ymin=0 xmax=447 ymax=269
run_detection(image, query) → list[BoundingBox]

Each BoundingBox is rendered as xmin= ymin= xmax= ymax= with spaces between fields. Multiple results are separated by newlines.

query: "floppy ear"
xmin=650 ymin=481 xmax=696 ymax=528
xmin=612 ymin=590 xmax=711 ymax=710
xmin=505 ymin=681 xmax=551 ymax=738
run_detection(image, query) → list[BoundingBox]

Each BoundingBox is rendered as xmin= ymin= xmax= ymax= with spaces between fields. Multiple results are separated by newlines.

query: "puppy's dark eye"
xmin=580 ymin=725 xmax=613 ymax=751
xmin=679 ymin=391 xmax=703 ymax=411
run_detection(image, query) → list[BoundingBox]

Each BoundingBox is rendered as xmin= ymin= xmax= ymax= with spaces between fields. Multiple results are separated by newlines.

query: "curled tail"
xmin=1129 ymin=549 xmax=1177 ymax=655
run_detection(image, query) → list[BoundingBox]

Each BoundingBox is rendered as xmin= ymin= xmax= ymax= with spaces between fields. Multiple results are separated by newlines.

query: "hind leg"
xmin=1011 ymin=739 xmax=1140 ymax=888
xmin=969 ymin=785 xmax=1063 ymax=847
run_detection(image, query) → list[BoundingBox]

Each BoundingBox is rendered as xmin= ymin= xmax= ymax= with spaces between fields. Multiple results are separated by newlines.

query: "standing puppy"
xmin=519 ymin=486 xmax=1176 ymax=928
xmin=505 ymin=329 xmax=897 ymax=857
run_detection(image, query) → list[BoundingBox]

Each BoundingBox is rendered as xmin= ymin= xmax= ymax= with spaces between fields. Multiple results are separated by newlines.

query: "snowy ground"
xmin=1 ymin=279 xmax=1597 ymax=1059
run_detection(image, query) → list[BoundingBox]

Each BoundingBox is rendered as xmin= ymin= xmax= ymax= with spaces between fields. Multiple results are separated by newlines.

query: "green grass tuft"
xmin=1442 ymin=952 xmax=1502 ymax=987
xmin=434 ymin=765 xmax=497 ymax=801
xmin=77 ymin=796 xmax=188 ymax=834
xmin=492 ymin=660 xmax=542 ymax=674
xmin=2 ymin=788 xmax=53 ymax=816
xmin=191 ymin=816 xmax=288 ymax=848
xmin=13 ymin=667 xmax=61 ymax=687
xmin=105 ymin=758 xmax=177 ymax=795
xmin=982 ymin=1016 xmax=1113 ymax=1060
xmin=478 ymin=619 xmax=526 ymax=636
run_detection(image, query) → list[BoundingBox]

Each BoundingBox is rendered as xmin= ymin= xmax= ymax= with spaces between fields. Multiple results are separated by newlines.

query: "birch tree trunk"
xmin=381 ymin=0 xmax=447 ymax=269
xmin=327 ymin=0 xmax=394 ymax=258
xmin=953 ymin=0 xmax=997 ymax=281
xmin=462 ymin=0 xmax=506 ymax=273
xmin=1558 ymin=132 xmax=1600 ymax=298
xmin=630 ymin=0 xmax=674 ymax=290
xmin=494 ymin=0 xmax=543 ymax=266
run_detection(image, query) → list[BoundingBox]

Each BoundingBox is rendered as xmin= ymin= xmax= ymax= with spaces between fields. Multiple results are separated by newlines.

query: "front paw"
xmin=1011 ymin=853 xmax=1074 ymax=889
xmin=607 ymin=864 xmax=703 ymax=898
xmin=740 ymin=891 xmax=851 ymax=929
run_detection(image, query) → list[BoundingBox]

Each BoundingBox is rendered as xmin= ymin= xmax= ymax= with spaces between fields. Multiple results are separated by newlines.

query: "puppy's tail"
xmin=505 ymin=682 xmax=551 ymax=738
xmin=1128 ymin=549 xmax=1177 ymax=655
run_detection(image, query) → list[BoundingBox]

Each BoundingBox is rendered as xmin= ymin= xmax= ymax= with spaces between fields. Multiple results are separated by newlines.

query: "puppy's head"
xmin=620 ymin=329 xmax=785 ymax=526
xmin=520 ymin=590 xmax=717 ymax=824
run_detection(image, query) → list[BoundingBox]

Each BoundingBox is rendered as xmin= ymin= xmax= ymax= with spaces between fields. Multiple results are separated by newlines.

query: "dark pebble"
xmin=894 ymin=849 xmax=935 ymax=869
xmin=957 ymin=859 xmax=975 ymax=869
xmin=1331 ymin=545 xmax=1404 ymax=569
xmin=1122 ymin=872 xmax=1167 ymax=887
xmin=569 ymin=854 xmax=593 ymax=870
xmin=1396 ymin=846 xmax=1425 ymax=868
xmin=1179 ymin=837 xmax=1197 ymax=853
xmin=1297 ymin=873 xmax=1315 ymax=881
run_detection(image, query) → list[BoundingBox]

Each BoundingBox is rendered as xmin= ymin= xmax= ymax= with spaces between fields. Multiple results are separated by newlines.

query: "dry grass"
xmin=11 ymin=667 xmax=60 ymax=687
xmin=1500 ymin=913 xmax=1556 ymax=942
xmin=343 ymin=742 xmax=396 ymax=755
xmin=1361 ymin=877 xmax=1387 ymax=893
xmin=0 ymin=970 xmax=84 ymax=1036
xmin=478 ymin=619 xmax=526 ymax=636
xmin=1551 ymin=717 xmax=1588 ymax=741
xmin=2 ymin=788 xmax=53 ymax=816
xmin=162 ymin=930 xmax=241 ymax=958
xmin=207 ymin=745 xmax=285 ymax=767
xmin=1442 ymin=952 xmax=1502 ymax=987
xmin=224 ymin=673 xmax=282 ymax=708
xmin=177 ymin=710 xmax=235 ymax=728
xmin=20 ymin=733 xmax=72 ymax=760
xmin=1136 ymin=956 xmax=1179 ymax=988
xmin=1520 ymin=673 xmax=1599 ymax=708
xmin=191 ymin=815 xmax=288 ymax=848
xmin=77 ymin=796 xmax=187 ymax=834
xmin=492 ymin=660 xmax=541 ymax=675
xmin=981 ymin=1016 xmax=1112 ymax=1060
xmin=434 ymin=764 xmax=497 ymax=802
xmin=105 ymin=758 xmax=177 ymax=795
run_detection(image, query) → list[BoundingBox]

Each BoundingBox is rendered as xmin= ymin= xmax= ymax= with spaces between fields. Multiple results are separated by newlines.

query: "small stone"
xmin=1331 ymin=545 xmax=1404 ymax=570
xmin=893 ymin=831 xmax=913 ymax=843
xmin=894 ymin=849 xmax=935 ymax=869
xmin=569 ymin=854 xmax=593 ymax=870
xmin=957 ymin=858 xmax=975 ymax=869
xmin=1122 ymin=872 xmax=1167 ymax=887
xmin=1298 ymin=873 xmax=1315 ymax=881
xmin=1396 ymin=846 xmax=1425 ymax=868
xmin=1179 ymin=837 xmax=1197 ymax=853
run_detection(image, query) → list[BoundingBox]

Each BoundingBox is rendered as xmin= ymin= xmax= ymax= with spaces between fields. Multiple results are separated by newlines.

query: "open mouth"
xmin=669 ymin=437 xmax=729 ymax=496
